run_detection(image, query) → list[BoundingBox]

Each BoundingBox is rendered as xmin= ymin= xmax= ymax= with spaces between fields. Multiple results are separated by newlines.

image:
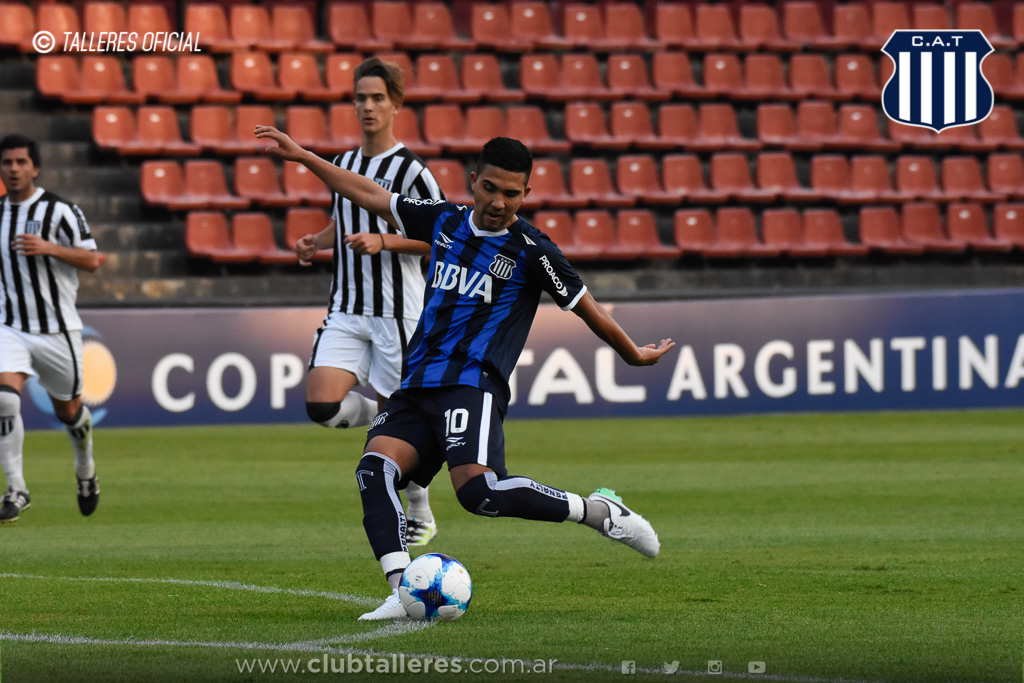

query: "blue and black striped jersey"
xmin=390 ymin=195 xmax=587 ymax=406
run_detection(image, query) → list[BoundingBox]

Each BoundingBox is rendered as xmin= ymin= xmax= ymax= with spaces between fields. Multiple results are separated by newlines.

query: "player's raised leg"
xmin=0 ymin=375 xmax=30 ymax=523
xmin=305 ymin=365 xmax=377 ymax=429
xmin=52 ymin=396 xmax=99 ymax=516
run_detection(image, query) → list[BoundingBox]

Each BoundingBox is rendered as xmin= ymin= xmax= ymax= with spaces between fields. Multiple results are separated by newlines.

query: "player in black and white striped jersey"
xmin=293 ymin=58 xmax=444 ymax=546
xmin=0 ymin=134 xmax=105 ymax=523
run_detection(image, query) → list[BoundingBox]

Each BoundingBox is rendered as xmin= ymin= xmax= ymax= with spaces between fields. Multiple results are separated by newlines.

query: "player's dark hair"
xmin=0 ymin=134 xmax=40 ymax=168
xmin=353 ymin=57 xmax=405 ymax=107
xmin=476 ymin=137 xmax=532 ymax=184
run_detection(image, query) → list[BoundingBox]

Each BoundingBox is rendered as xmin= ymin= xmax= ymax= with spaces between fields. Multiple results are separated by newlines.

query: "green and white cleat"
xmin=405 ymin=518 xmax=437 ymax=546
xmin=588 ymin=488 xmax=660 ymax=558
xmin=358 ymin=588 xmax=408 ymax=621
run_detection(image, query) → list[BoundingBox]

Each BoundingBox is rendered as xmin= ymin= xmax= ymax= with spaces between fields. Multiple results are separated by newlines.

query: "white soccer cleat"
xmin=358 ymin=588 xmax=409 ymax=621
xmin=589 ymin=488 xmax=660 ymax=558
xmin=405 ymin=518 xmax=437 ymax=546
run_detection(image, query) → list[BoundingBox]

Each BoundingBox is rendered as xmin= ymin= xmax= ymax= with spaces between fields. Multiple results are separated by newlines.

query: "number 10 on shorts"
xmin=444 ymin=408 xmax=469 ymax=435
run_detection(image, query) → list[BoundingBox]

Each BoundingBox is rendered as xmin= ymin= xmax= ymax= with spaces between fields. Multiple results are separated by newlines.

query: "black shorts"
xmin=366 ymin=386 xmax=507 ymax=488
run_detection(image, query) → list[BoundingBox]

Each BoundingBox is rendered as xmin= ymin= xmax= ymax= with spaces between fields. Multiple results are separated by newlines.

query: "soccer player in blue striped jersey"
xmin=256 ymin=126 xmax=676 ymax=620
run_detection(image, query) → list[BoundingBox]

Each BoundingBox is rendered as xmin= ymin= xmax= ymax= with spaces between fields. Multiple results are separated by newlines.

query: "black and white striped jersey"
xmin=0 ymin=187 xmax=96 ymax=334
xmin=329 ymin=143 xmax=444 ymax=321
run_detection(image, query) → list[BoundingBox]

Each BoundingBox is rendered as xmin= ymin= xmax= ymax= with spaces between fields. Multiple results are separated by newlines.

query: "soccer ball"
xmin=398 ymin=553 xmax=472 ymax=621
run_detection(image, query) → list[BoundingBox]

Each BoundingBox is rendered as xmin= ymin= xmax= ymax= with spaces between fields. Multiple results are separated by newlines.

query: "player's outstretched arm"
xmin=255 ymin=125 xmax=396 ymax=225
xmin=572 ymin=292 xmax=675 ymax=366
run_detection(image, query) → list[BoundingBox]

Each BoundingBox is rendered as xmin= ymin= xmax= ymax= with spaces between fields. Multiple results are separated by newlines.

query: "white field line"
xmin=0 ymin=573 xmax=888 ymax=683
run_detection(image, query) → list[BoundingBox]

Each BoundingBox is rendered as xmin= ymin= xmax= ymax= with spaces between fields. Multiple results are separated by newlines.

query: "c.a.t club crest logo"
xmin=881 ymin=30 xmax=994 ymax=133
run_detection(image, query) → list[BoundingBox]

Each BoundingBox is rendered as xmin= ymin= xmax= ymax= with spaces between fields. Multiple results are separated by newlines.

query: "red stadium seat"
xmin=532 ymin=211 xmax=589 ymax=261
xmin=987 ymin=154 xmax=1024 ymax=200
xmin=652 ymin=52 xmax=707 ymax=99
xmin=575 ymin=210 xmax=634 ymax=260
xmin=427 ymin=160 xmax=472 ymax=206
xmin=524 ymin=159 xmax=586 ymax=209
xmin=128 ymin=4 xmax=176 ymax=47
xmin=946 ymin=203 xmax=1013 ymax=252
xmin=757 ymin=152 xmax=821 ymax=202
xmin=505 ymin=106 xmax=571 ymax=154
xmin=283 ymin=161 xmax=332 ymax=207
xmin=957 ymin=3 xmax=1013 ymax=48
xmin=783 ymin=1 xmax=844 ymax=49
xmin=809 ymin=154 xmax=851 ymax=201
xmin=35 ymin=3 xmax=78 ymax=53
xmin=692 ymin=5 xmax=740 ymax=51
xmin=393 ymin=109 xmax=441 ymax=157
xmin=36 ymin=56 xmax=84 ymax=102
xmin=656 ymin=104 xmax=699 ymax=147
xmin=375 ymin=52 xmax=434 ymax=103
xmin=654 ymin=4 xmax=694 ymax=48
xmin=981 ymin=54 xmax=1015 ymax=100
xmin=328 ymin=103 xmax=362 ymax=150
xmin=133 ymin=55 xmax=197 ymax=105
xmin=93 ymin=106 xmax=155 ymax=154
xmin=557 ymin=54 xmax=612 ymax=101
xmin=715 ymin=207 xmax=781 ymax=258
xmin=895 ymin=156 xmax=955 ymax=201
xmin=973 ymin=105 xmax=1024 ymax=151
xmin=511 ymin=1 xmax=570 ymax=51
xmin=607 ymin=55 xmax=667 ymax=101
xmin=663 ymin=154 xmax=728 ymax=203
xmin=234 ymin=156 xmax=301 ymax=207
xmin=134 ymin=106 xmax=201 ymax=156
xmin=833 ymin=104 xmax=899 ymax=151
xmin=688 ymin=103 xmax=761 ymax=152
xmin=858 ymin=207 xmax=925 ymax=254
xmin=448 ymin=105 xmax=505 ymax=155
xmin=83 ymin=2 xmax=126 ymax=35
xmin=570 ymin=159 xmax=635 ymax=208
xmin=272 ymin=5 xmax=333 ymax=53
xmin=789 ymin=54 xmax=839 ymax=101
xmin=703 ymin=53 xmax=744 ymax=99
xmin=324 ymin=53 xmax=360 ymax=101
xmin=186 ymin=212 xmax=253 ymax=263
xmin=463 ymin=54 xmax=525 ymax=103
xmin=900 ymin=202 xmax=966 ymax=252
xmin=423 ymin=104 xmax=468 ymax=153
xmin=616 ymin=210 xmax=681 ymax=259
xmin=796 ymin=101 xmax=838 ymax=149
xmin=832 ymin=3 xmax=872 ymax=50
xmin=190 ymin=104 xmax=271 ymax=155
xmin=611 ymin=102 xmax=674 ymax=151
xmin=850 ymin=155 xmax=909 ymax=203
xmin=285 ymin=208 xmax=333 ymax=262
xmin=76 ymin=55 xmax=144 ymax=104
xmin=739 ymin=54 xmax=795 ymax=101
xmin=913 ymin=4 xmax=951 ymax=31
xmin=834 ymin=55 xmax=880 ymax=100
xmin=565 ymin=103 xmax=629 ymax=151
xmin=738 ymin=4 xmax=792 ymax=51
xmin=185 ymin=4 xmax=240 ymax=53
xmin=1015 ymin=5 xmax=1024 ymax=47
xmin=0 ymin=2 xmax=35 ymax=51
xmin=232 ymin=213 xmax=296 ymax=265
xmin=371 ymin=1 xmax=420 ymax=51
xmin=411 ymin=3 xmax=474 ymax=51
xmin=605 ymin=3 xmax=658 ymax=51
xmin=616 ymin=155 xmax=677 ymax=205
xmin=757 ymin=103 xmax=803 ymax=149
xmin=562 ymin=3 xmax=618 ymax=51
xmin=231 ymin=5 xmax=293 ymax=52
xmin=184 ymin=160 xmax=249 ymax=209
xmin=710 ymin=153 xmax=778 ymax=203
xmin=177 ymin=55 xmax=242 ymax=104
xmin=941 ymin=157 xmax=1006 ymax=202
xmin=231 ymin=51 xmax=297 ymax=101
xmin=761 ymin=208 xmax=825 ymax=256
xmin=328 ymin=2 xmax=391 ymax=51
xmin=871 ymin=2 xmax=911 ymax=50
xmin=674 ymin=209 xmax=725 ymax=256
xmin=801 ymin=209 xmax=869 ymax=256
xmin=278 ymin=53 xmax=344 ymax=102
xmin=993 ymin=203 xmax=1024 ymax=249
xmin=418 ymin=54 xmax=478 ymax=104
xmin=472 ymin=4 xmax=530 ymax=51
xmin=140 ymin=160 xmax=208 ymax=210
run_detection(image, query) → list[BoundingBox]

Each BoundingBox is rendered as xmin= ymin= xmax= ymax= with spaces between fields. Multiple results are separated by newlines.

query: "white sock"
xmin=336 ymin=392 xmax=378 ymax=428
xmin=405 ymin=482 xmax=433 ymax=522
xmin=0 ymin=389 xmax=27 ymax=493
xmin=66 ymin=405 xmax=95 ymax=480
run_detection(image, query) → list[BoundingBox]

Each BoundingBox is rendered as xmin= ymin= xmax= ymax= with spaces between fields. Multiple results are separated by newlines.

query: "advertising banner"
xmin=20 ymin=289 xmax=1024 ymax=428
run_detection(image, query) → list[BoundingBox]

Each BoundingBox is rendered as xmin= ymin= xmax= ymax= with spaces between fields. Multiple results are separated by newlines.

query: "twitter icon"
xmin=663 ymin=661 xmax=680 ymax=674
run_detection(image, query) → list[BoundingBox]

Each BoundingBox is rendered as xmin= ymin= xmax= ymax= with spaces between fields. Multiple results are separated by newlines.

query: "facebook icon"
xmin=881 ymin=30 xmax=994 ymax=132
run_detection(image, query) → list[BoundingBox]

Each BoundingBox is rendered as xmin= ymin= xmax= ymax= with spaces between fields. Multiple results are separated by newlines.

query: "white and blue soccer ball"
xmin=399 ymin=553 xmax=472 ymax=621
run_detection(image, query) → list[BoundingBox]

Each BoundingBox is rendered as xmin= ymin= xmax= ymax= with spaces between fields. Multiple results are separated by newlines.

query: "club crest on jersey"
xmin=881 ymin=30 xmax=994 ymax=132
xmin=488 ymin=254 xmax=516 ymax=280
xmin=374 ymin=177 xmax=393 ymax=192
xmin=432 ymin=262 xmax=493 ymax=303
xmin=25 ymin=221 xmax=42 ymax=235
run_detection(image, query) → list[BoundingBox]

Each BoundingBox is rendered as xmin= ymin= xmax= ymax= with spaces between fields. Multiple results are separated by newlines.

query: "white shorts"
xmin=0 ymin=325 xmax=84 ymax=401
xmin=308 ymin=312 xmax=418 ymax=397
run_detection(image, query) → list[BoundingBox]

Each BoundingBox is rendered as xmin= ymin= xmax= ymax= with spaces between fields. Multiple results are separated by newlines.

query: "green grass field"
xmin=0 ymin=411 xmax=1021 ymax=683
